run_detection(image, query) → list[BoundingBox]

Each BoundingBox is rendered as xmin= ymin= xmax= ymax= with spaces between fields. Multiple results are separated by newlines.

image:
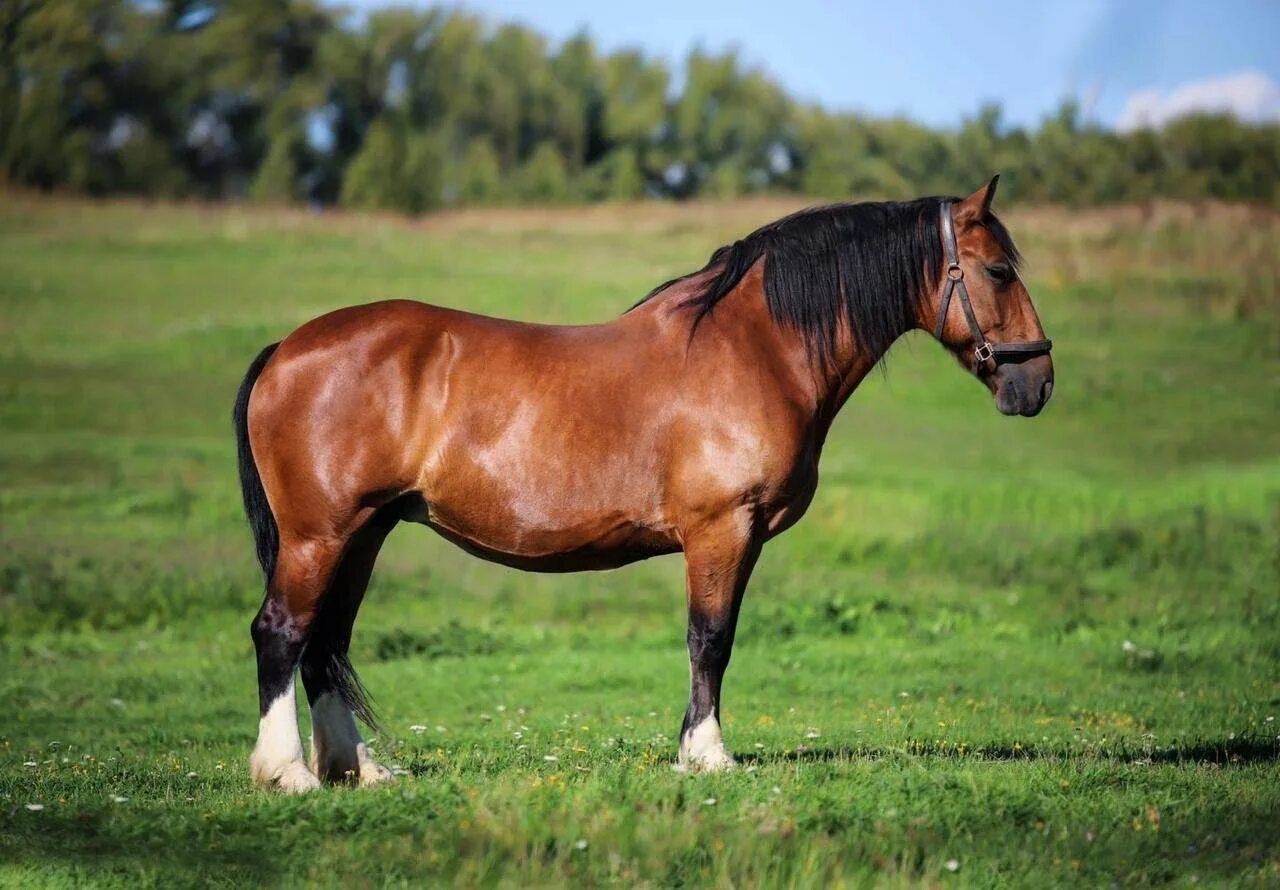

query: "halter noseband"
xmin=934 ymin=200 xmax=1052 ymax=370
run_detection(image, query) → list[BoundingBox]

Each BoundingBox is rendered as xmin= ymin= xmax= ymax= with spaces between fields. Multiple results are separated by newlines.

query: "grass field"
xmin=1 ymin=193 xmax=1278 ymax=887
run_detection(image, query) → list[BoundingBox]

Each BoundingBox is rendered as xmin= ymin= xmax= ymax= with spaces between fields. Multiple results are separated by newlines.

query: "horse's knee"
xmin=251 ymin=597 xmax=309 ymax=713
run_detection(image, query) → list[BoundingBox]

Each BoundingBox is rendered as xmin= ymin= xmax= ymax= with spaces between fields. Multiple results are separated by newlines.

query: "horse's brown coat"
xmin=241 ymin=181 xmax=1053 ymax=786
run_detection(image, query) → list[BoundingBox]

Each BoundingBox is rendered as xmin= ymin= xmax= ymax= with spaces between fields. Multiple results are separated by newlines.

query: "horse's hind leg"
xmin=300 ymin=510 xmax=397 ymax=786
xmin=248 ymin=536 xmax=346 ymax=793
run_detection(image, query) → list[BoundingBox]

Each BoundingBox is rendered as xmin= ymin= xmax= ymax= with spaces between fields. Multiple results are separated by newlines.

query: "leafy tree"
xmin=0 ymin=1 xmax=39 ymax=177
xmin=600 ymin=51 xmax=667 ymax=144
xmin=550 ymin=32 xmax=604 ymax=170
xmin=2 ymin=0 xmax=1276 ymax=209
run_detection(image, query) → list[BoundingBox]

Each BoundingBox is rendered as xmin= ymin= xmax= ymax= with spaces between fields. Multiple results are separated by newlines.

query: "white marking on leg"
xmin=309 ymin=692 xmax=393 ymax=786
xmin=249 ymin=678 xmax=319 ymax=793
xmin=678 ymin=715 xmax=735 ymax=772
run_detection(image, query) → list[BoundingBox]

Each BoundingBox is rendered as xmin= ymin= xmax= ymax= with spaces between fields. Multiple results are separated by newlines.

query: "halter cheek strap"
xmin=934 ymin=200 xmax=1052 ymax=370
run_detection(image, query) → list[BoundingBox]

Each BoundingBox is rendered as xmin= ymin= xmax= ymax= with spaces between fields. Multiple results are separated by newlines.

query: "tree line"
xmin=3 ymin=1 xmax=1278 ymax=212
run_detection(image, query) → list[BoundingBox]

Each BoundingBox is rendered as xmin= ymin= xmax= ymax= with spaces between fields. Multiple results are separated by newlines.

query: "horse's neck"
xmin=802 ymin=340 xmax=883 ymax=438
xmin=799 ymin=312 xmax=932 ymax=442
xmin=638 ymin=268 xmax=912 ymax=428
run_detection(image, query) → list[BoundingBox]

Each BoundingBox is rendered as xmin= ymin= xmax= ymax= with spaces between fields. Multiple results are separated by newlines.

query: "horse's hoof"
xmin=357 ymin=758 xmax=395 ymax=786
xmin=277 ymin=761 xmax=323 ymax=793
xmin=252 ymin=758 xmax=322 ymax=793
xmin=312 ymin=742 xmax=394 ymax=787
xmin=677 ymin=716 xmax=736 ymax=772
xmin=676 ymin=750 xmax=736 ymax=773
xmin=309 ymin=749 xmax=350 ymax=785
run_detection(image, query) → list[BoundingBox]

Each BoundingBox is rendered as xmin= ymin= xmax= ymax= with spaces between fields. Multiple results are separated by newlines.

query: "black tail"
xmin=234 ymin=343 xmax=281 ymax=584
xmin=312 ymin=641 xmax=383 ymax=732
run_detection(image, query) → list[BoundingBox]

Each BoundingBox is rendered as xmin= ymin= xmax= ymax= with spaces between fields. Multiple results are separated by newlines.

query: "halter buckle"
xmin=946 ymin=263 xmax=963 ymax=281
xmin=974 ymin=342 xmax=995 ymax=364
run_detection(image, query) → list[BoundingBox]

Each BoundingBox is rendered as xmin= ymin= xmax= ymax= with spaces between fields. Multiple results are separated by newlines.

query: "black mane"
xmin=637 ymin=197 xmax=1021 ymax=368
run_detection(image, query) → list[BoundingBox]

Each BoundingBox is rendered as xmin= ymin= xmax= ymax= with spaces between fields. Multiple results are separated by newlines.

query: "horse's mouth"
xmin=995 ymin=377 xmax=1052 ymax=417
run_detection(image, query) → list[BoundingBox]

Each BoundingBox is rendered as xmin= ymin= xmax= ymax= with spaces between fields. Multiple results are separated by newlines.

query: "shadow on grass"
xmin=0 ymin=807 xmax=285 ymax=887
xmin=739 ymin=735 xmax=1280 ymax=766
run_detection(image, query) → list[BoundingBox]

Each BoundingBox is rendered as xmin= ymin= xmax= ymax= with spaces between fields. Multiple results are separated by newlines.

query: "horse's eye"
xmin=986 ymin=264 xmax=1012 ymax=285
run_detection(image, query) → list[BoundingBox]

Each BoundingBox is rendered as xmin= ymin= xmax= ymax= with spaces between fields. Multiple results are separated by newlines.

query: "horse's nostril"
xmin=1040 ymin=380 xmax=1053 ymax=404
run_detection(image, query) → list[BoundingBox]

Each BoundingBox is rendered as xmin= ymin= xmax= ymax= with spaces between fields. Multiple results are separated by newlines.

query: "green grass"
xmin=1 ymin=194 xmax=1278 ymax=888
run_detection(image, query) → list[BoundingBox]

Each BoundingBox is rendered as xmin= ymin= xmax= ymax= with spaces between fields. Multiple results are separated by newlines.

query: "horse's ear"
xmin=956 ymin=174 xmax=1000 ymax=223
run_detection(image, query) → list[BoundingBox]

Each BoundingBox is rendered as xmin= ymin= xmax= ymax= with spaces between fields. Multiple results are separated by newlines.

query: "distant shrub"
xmin=402 ymin=130 xmax=447 ymax=213
xmin=0 ymin=552 xmax=256 ymax=638
xmin=604 ymin=146 xmax=645 ymax=200
xmin=453 ymin=138 xmax=503 ymax=205
xmin=250 ymin=136 xmax=298 ymax=203
xmin=514 ymin=141 xmax=570 ymax=204
xmin=340 ymin=120 xmax=405 ymax=211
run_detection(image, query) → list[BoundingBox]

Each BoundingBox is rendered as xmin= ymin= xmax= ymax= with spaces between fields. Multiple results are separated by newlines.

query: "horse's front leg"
xmin=677 ymin=509 xmax=761 ymax=772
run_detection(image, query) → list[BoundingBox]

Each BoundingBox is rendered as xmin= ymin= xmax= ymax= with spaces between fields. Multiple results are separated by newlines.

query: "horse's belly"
xmin=431 ymin=520 xmax=676 ymax=572
xmin=404 ymin=490 xmax=678 ymax=573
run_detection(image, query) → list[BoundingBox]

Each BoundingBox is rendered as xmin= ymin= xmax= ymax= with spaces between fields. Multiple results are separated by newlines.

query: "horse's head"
xmin=931 ymin=176 xmax=1054 ymax=417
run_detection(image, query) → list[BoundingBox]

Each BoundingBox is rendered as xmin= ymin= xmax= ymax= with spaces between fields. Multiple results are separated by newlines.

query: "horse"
xmin=233 ymin=176 xmax=1053 ymax=792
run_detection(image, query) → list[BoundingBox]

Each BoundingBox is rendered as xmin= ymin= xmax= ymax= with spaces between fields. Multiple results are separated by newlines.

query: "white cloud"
xmin=1117 ymin=70 xmax=1280 ymax=131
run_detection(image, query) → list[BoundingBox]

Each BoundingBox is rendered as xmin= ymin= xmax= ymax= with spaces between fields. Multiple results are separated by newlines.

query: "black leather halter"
xmin=935 ymin=200 xmax=1052 ymax=370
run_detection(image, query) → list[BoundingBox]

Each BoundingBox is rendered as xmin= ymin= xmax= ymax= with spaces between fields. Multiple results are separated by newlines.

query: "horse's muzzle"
xmin=993 ymin=358 xmax=1054 ymax=417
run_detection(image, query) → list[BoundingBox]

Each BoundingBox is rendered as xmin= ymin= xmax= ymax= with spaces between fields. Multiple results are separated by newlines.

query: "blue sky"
xmin=343 ymin=0 xmax=1280 ymax=129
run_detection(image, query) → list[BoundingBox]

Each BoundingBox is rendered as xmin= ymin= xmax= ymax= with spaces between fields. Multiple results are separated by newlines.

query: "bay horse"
xmin=233 ymin=177 xmax=1053 ymax=791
